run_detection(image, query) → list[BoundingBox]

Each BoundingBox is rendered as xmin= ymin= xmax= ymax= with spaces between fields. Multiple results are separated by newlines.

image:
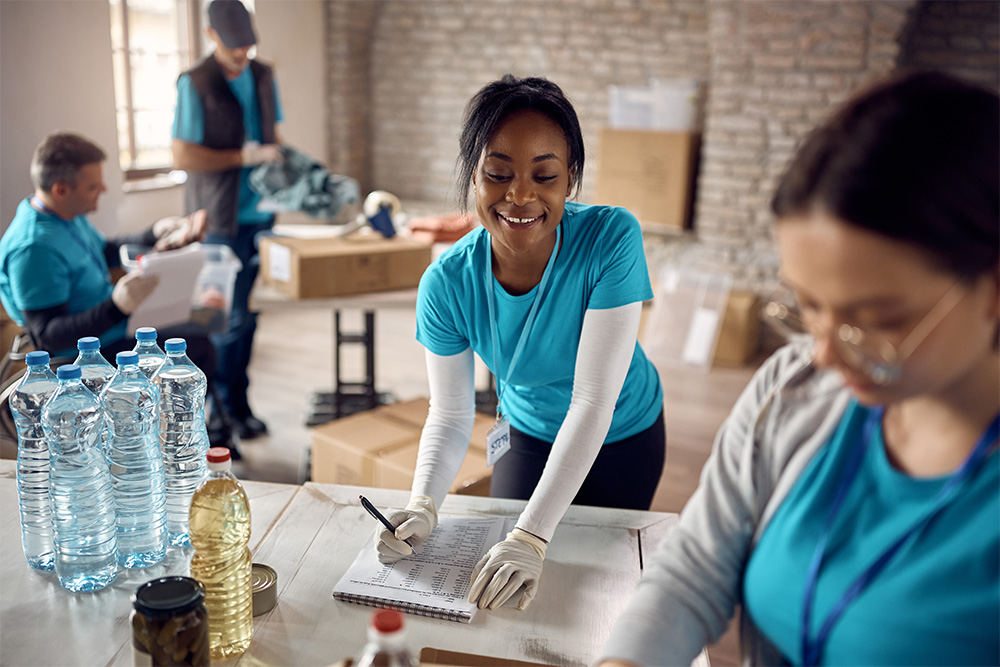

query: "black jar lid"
xmin=133 ymin=576 xmax=205 ymax=618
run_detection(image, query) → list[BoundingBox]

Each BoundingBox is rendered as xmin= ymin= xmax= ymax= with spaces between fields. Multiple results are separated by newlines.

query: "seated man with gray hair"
xmin=0 ymin=131 xmax=236 ymax=453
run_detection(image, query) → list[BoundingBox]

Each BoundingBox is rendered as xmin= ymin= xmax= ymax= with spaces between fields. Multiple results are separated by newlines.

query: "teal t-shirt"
xmin=172 ymin=64 xmax=285 ymax=225
xmin=743 ymin=399 xmax=1000 ymax=665
xmin=416 ymin=201 xmax=663 ymax=442
xmin=0 ymin=198 xmax=126 ymax=348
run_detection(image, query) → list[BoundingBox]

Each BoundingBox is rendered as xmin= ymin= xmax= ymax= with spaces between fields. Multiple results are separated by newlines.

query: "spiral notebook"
xmin=333 ymin=515 xmax=511 ymax=623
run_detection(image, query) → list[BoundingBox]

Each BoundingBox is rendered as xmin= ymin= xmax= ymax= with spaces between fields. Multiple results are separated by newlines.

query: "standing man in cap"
xmin=172 ymin=0 xmax=284 ymax=442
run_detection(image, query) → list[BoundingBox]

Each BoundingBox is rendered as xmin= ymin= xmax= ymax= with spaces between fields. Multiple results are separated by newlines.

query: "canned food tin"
xmin=251 ymin=563 xmax=278 ymax=616
xmin=131 ymin=576 xmax=209 ymax=666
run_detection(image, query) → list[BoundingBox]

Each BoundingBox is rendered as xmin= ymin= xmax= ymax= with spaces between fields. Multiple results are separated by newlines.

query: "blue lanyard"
xmin=484 ymin=224 xmax=561 ymax=419
xmin=800 ymin=405 xmax=1000 ymax=666
xmin=32 ymin=196 xmax=108 ymax=277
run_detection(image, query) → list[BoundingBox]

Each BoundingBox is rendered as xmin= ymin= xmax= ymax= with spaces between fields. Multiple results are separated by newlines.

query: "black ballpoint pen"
xmin=360 ymin=495 xmax=414 ymax=549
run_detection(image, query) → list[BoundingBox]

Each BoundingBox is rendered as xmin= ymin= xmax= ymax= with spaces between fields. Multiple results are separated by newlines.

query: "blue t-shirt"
xmin=744 ymin=399 xmax=1000 ymax=665
xmin=0 ymin=198 xmax=126 ymax=347
xmin=416 ymin=201 xmax=663 ymax=442
xmin=172 ymin=64 xmax=285 ymax=225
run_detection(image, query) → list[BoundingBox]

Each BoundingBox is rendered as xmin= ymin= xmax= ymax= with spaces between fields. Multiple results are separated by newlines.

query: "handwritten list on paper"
xmin=334 ymin=515 xmax=510 ymax=618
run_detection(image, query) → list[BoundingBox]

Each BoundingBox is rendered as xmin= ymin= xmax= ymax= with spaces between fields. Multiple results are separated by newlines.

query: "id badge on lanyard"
xmin=486 ymin=416 xmax=511 ymax=467
xmin=483 ymin=225 xmax=561 ymax=467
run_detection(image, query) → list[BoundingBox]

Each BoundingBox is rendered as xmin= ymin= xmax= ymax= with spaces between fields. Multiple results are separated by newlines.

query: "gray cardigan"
xmin=597 ymin=342 xmax=853 ymax=666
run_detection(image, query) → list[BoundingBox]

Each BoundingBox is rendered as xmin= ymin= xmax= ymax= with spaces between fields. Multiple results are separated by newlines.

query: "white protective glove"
xmin=372 ymin=495 xmax=438 ymax=564
xmin=240 ymin=141 xmax=283 ymax=166
xmin=152 ymin=209 xmax=207 ymax=251
xmin=468 ymin=527 xmax=547 ymax=611
xmin=111 ymin=271 xmax=160 ymax=315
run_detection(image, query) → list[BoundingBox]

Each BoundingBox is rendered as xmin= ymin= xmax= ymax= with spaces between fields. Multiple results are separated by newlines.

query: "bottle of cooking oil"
xmin=188 ymin=447 xmax=252 ymax=659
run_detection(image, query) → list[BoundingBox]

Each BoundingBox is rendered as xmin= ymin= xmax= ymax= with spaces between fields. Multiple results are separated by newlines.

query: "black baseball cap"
xmin=208 ymin=0 xmax=256 ymax=48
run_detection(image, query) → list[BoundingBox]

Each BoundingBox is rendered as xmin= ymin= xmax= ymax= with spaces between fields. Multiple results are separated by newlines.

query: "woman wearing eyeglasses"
xmin=598 ymin=71 xmax=998 ymax=667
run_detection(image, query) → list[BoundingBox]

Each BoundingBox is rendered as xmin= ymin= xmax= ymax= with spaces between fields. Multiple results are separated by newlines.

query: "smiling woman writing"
xmin=372 ymin=75 xmax=666 ymax=611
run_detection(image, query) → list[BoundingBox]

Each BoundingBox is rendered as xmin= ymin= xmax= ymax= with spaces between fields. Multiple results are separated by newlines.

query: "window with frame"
xmin=109 ymin=0 xmax=203 ymax=181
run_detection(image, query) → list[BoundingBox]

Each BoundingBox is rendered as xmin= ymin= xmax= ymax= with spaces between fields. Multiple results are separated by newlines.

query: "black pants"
xmin=490 ymin=409 xmax=666 ymax=510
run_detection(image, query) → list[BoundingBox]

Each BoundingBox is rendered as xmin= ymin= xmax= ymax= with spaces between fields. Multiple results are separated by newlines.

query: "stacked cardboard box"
xmin=310 ymin=398 xmax=492 ymax=496
xmin=713 ymin=290 xmax=761 ymax=366
xmin=595 ymin=128 xmax=700 ymax=231
xmin=259 ymin=234 xmax=432 ymax=299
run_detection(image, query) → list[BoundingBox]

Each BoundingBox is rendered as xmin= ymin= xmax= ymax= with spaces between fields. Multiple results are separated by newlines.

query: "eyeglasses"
xmin=761 ymin=279 xmax=969 ymax=386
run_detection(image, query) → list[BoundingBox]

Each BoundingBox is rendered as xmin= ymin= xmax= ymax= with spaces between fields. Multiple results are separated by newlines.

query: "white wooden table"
xmin=0 ymin=459 xmax=300 ymax=667
xmin=0 ymin=461 xmax=701 ymax=666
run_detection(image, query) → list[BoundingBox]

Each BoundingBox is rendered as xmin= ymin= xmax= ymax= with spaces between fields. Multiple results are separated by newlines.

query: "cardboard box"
xmin=310 ymin=398 xmax=493 ymax=495
xmin=371 ymin=397 xmax=432 ymax=429
xmin=713 ymin=290 xmax=761 ymax=366
xmin=380 ymin=443 xmax=490 ymax=496
xmin=419 ymin=647 xmax=556 ymax=667
xmin=259 ymin=234 xmax=432 ymax=299
xmin=594 ymin=128 xmax=700 ymax=231
xmin=311 ymin=412 xmax=418 ymax=486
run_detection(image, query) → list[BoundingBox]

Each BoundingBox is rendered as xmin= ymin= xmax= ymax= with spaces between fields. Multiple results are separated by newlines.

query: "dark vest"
xmin=181 ymin=56 xmax=276 ymax=237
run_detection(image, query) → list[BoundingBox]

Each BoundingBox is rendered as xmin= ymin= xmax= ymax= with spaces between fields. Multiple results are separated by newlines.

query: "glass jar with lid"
xmin=131 ymin=576 xmax=209 ymax=666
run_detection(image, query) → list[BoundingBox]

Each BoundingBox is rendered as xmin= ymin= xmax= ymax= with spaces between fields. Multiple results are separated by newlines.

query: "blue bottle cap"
xmin=25 ymin=351 xmax=50 ymax=366
xmin=77 ymin=336 xmax=100 ymax=351
xmin=57 ymin=364 xmax=81 ymax=380
xmin=116 ymin=351 xmax=139 ymax=366
xmin=135 ymin=327 xmax=158 ymax=341
xmin=164 ymin=338 xmax=187 ymax=353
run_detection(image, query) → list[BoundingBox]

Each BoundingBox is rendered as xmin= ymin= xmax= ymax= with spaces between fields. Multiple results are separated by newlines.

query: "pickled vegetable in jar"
xmin=131 ymin=576 xmax=209 ymax=666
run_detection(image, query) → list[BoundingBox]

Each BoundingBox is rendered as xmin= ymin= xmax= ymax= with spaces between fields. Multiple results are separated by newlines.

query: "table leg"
xmin=305 ymin=309 xmax=393 ymax=427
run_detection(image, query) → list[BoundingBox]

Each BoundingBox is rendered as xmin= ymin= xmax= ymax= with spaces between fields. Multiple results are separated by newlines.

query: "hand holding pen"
xmin=361 ymin=495 xmax=414 ymax=549
xmin=367 ymin=494 xmax=439 ymax=565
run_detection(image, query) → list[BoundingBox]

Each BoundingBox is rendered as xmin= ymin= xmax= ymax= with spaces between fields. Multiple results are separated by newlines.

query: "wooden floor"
xmin=238 ymin=300 xmax=759 ymax=666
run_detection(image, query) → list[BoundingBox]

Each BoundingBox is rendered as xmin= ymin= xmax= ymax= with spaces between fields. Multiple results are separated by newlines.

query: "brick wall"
xmin=363 ymin=0 xmax=710 ymax=204
xmin=680 ymin=0 xmax=914 ymax=290
xmin=325 ymin=0 xmax=996 ymax=292
xmin=897 ymin=0 xmax=1000 ymax=89
xmin=326 ymin=0 xmax=380 ymax=193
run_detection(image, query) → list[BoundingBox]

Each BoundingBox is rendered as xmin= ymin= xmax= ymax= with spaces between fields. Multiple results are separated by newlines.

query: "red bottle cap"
xmin=206 ymin=447 xmax=231 ymax=464
xmin=372 ymin=608 xmax=403 ymax=633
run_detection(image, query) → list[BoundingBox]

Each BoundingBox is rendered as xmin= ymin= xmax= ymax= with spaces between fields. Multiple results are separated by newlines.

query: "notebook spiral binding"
xmin=334 ymin=591 xmax=473 ymax=623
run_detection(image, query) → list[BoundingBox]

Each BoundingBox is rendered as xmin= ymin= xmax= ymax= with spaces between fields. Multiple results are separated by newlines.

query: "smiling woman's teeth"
xmin=501 ymin=214 xmax=540 ymax=225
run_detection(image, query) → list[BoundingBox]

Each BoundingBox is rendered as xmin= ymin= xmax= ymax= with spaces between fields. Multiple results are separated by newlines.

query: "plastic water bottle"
xmin=74 ymin=336 xmax=115 ymax=396
xmin=153 ymin=337 xmax=209 ymax=547
xmin=355 ymin=609 xmax=418 ymax=667
xmin=43 ymin=364 xmax=118 ymax=592
xmin=10 ymin=350 xmax=58 ymax=571
xmin=101 ymin=351 xmax=167 ymax=568
xmin=189 ymin=447 xmax=253 ymax=658
xmin=133 ymin=327 xmax=166 ymax=379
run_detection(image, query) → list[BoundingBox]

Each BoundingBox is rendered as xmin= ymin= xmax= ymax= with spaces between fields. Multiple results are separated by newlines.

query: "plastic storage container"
xmin=133 ymin=327 xmax=166 ymax=379
xmin=153 ymin=338 xmax=209 ymax=547
xmin=43 ymin=363 xmax=118 ymax=592
xmin=102 ymin=351 xmax=167 ymax=568
xmin=120 ymin=243 xmax=241 ymax=333
xmin=10 ymin=350 xmax=58 ymax=571
xmin=189 ymin=447 xmax=253 ymax=659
